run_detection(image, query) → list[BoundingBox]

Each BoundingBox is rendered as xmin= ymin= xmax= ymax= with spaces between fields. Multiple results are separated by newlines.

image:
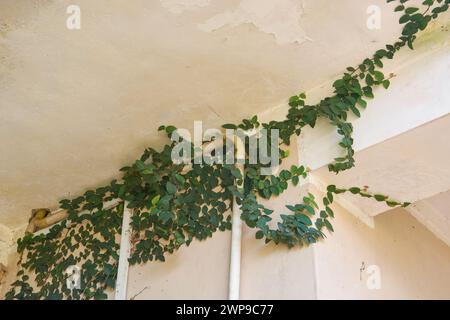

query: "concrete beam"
xmin=313 ymin=114 xmax=450 ymax=217
xmin=406 ymin=191 xmax=450 ymax=247
xmin=301 ymin=45 xmax=450 ymax=171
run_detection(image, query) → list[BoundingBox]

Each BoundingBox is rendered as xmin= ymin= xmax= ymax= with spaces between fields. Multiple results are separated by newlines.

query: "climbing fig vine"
xmin=6 ymin=0 xmax=449 ymax=300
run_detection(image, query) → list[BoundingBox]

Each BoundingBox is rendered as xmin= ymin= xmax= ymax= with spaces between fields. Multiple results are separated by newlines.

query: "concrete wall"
xmin=0 ymin=225 xmax=22 ymax=297
xmin=3 ymin=199 xmax=450 ymax=300
xmin=239 ymin=229 xmax=316 ymax=299
xmin=0 ymin=251 xmax=19 ymax=298
xmin=127 ymin=229 xmax=231 ymax=300
xmin=123 ymin=187 xmax=450 ymax=300
xmin=125 ymin=136 xmax=318 ymax=300
xmin=314 ymin=195 xmax=450 ymax=300
xmin=111 ymin=132 xmax=450 ymax=299
xmin=1 ymin=0 xmax=419 ymax=230
xmin=239 ymin=137 xmax=317 ymax=300
xmin=2 ymin=135 xmax=450 ymax=300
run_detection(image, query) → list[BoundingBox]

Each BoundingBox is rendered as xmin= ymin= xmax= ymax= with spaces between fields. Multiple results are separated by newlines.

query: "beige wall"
xmin=127 ymin=230 xmax=231 ymax=300
xmin=0 ymin=251 xmax=19 ymax=299
xmin=126 ymin=136 xmax=318 ymax=300
xmin=239 ymin=137 xmax=317 ymax=300
xmin=240 ymin=233 xmax=316 ymax=299
xmin=2 ymin=141 xmax=450 ymax=300
xmin=239 ymin=185 xmax=450 ymax=300
xmin=121 ymin=135 xmax=450 ymax=300
xmin=314 ymin=195 xmax=450 ymax=300
xmin=126 ymin=187 xmax=450 ymax=300
xmin=3 ymin=191 xmax=450 ymax=300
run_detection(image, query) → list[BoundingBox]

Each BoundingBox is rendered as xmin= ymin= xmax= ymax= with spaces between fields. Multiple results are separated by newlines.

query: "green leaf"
xmin=374 ymin=71 xmax=385 ymax=82
xmin=255 ymin=230 xmax=264 ymax=239
xmin=357 ymin=98 xmax=367 ymax=108
xmin=374 ymin=194 xmax=388 ymax=201
xmin=175 ymin=174 xmax=185 ymax=184
xmin=304 ymin=205 xmax=315 ymax=216
xmin=399 ymin=14 xmax=410 ymax=24
xmin=387 ymin=201 xmax=399 ymax=207
xmin=349 ymin=187 xmax=360 ymax=194
xmin=134 ymin=160 xmax=146 ymax=171
xmin=175 ymin=231 xmax=185 ymax=245
xmin=350 ymin=105 xmax=361 ymax=118
xmin=166 ymin=182 xmax=177 ymax=194
xmin=298 ymin=214 xmax=312 ymax=226
xmin=405 ymin=7 xmax=419 ymax=14
xmin=118 ymin=185 xmax=126 ymax=198
xmin=222 ymin=124 xmax=237 ymax=129
xmin=165 ymin=125 xmax=177 ymax=135
xmin=151 ymin=195 xmax=161 ymax=206
xmin=289 ymin=96 xmax=299 ymax=106
xmin=230 ymin=167 xmax=242 ymax=179
xmin=324 ymin=219 xmax=334 ymax=232
xmin=326 ymin=206 xmax=334 ymax=218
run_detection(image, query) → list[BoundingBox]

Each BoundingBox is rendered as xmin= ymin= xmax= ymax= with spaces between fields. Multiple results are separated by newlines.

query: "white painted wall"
xmin=239 ymin=137 xmax=317 ymax=299
xmin=122 ymin=183 xmax=450 ymax=300
xmin=126 ymin=229 xmax=231 ymax=300
xmin=313 ymin=194 xmax=450 ymax=299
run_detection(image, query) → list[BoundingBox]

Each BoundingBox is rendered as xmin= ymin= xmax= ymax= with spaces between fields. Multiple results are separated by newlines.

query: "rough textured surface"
xmin=199 ymin=0 xmax=310 ymax=45
xmin=0 ymin=0 xmax=410 ymax=229
xmin=0 ymin=0 xmax=449 ymax=232
xmin=161 ymin=0 xmax=212 ymax=14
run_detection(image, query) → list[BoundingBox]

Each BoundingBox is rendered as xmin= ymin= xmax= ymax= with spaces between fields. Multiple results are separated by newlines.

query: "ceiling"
xmin=0 ymin=0 xmax=444 ymax=229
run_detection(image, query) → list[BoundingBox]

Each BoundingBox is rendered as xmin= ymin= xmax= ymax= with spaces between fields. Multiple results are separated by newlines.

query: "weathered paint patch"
xmin=198 ymin=0 xmax=310 ymax=45
xmin=160 ymin=0 xmax=211 ymax=14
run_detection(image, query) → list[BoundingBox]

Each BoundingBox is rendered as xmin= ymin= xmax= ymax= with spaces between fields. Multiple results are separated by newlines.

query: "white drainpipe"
xmin=115 ymin=202 xmax=132 ymax=300
xmin=228 ymin=135 xmax=245 ymax=300
xmin=228 ymin=180 xmax=243 ymax=300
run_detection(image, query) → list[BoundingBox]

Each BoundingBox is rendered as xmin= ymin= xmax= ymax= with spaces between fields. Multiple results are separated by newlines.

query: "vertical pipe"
xmin=115 ymin=201 xmax=132 ymax=300
xmin=228 ymin=134 xmax=245 ymax=300
xmin=228 ymin=183 xmax=243 ymax=300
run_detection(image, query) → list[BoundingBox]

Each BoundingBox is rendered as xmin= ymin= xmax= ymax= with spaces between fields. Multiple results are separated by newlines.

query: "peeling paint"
xmin=0 ymin=0 xmax=448 ymax=231
xmin=160 ymin=0 xmax=211 ymax=15
xmin=198 ymin=0 xmax=311 ymax=45
xmin=0 ymin=224 xmax=13 ymax=266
